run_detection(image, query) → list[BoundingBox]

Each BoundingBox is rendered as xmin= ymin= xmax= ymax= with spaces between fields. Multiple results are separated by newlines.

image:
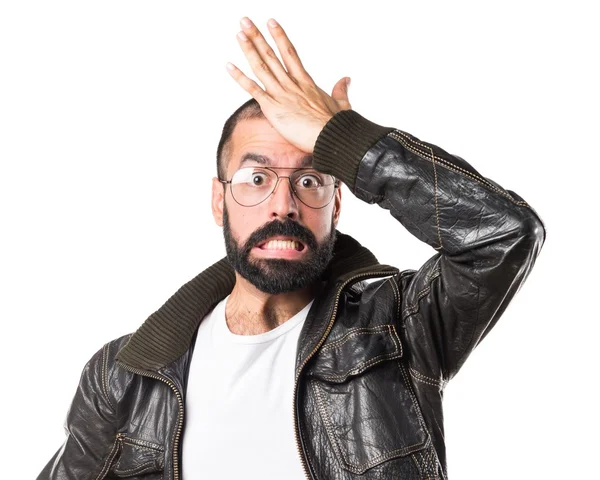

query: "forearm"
xmin=313 ymin=110 xmax=546 ymax=380
xmin=313 ymin=109 xmax=545 ymax=255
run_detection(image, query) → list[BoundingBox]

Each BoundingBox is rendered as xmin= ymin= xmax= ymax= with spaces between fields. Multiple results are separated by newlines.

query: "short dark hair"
xmin=216 ymin=98 xmax=265 ymax=180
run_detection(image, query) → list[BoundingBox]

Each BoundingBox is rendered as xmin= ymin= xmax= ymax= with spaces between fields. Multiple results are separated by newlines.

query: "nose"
xmin=267 ymin=176 xmax=299 ymax=220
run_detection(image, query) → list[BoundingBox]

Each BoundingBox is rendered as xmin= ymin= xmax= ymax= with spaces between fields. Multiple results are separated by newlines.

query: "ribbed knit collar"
xmin=116 ymin=231 xmax=387 ymax=371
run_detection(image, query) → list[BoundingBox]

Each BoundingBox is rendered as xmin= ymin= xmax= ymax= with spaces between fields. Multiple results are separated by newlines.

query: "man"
xmin=38 ymin=16 xmax=545 ymax=480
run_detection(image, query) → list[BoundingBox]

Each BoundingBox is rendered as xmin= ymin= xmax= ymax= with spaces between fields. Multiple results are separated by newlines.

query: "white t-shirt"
xmin=181 ymin=295 xmax=313 ymax=479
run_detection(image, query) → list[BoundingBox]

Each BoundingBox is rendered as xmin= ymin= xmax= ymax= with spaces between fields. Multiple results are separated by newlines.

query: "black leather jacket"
xmin=38 ymin=110 xmax=545 ymax=480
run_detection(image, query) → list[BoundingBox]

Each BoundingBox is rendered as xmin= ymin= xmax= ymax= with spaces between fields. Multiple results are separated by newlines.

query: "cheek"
xmin=226 ymin=203 xmax=262 ymax=242
xmin=304 ymin=209 xmax=335 ymax=241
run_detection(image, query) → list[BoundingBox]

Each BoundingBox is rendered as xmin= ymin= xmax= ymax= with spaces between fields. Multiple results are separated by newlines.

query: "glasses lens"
xmin=228 ymin=167 xmax=337 ymax=208
xmin=230 ymin=167 xmax=277 ymax=206
xmin=290 ymin=170 xmax=336 ymax=208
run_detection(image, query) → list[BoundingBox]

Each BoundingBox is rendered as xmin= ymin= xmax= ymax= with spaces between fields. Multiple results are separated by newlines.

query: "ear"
xmin=212 ymin=177 xmax=225 ymax=226
xmin=332 ymin=181 xmax=342 ymax=227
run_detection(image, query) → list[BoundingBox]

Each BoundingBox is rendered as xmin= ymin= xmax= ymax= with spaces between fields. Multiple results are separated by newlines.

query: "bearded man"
xmin=38 ymin=16 xmax=545 ymax=480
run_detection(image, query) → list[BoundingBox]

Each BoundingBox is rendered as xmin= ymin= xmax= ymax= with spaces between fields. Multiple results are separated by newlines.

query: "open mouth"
xmin=256 ymin=237 xmax=306 ymax=252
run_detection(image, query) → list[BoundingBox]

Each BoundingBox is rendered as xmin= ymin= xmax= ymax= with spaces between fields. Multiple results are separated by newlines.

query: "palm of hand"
xmin=226 ymin=17 xmax=352 ymax=153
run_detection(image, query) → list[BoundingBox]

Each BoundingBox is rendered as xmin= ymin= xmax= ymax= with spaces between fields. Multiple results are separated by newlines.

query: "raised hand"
xmin=226 ymin=17 xmax=352 ymax=153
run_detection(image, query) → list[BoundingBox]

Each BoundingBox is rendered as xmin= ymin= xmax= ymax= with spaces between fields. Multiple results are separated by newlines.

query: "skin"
xmin=212 ymin=117 xmax=341 ymax=334
xmin=212 ymin=17 xmax=352 ymax=335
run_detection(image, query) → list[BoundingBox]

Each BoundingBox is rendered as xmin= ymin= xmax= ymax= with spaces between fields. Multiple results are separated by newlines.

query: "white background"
xmin=1 ymin=1 xmax=597 ymax=478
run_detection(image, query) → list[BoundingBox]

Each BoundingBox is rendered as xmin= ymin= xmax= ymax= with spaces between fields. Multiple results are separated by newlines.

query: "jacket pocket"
xmin=306 ymin=324 xmax=430 ymax=475
xmin=111 ymin=435 xmax=164 ymax=478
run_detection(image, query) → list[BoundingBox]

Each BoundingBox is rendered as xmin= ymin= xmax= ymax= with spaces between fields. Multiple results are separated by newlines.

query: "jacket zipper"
xmin=116 ymin=363 xmax=185 ymax=480
xmin=114 ymin=269 xmax=397 ymax=480
xmin=95 ymin=432 xmax=124 ymax=480
xmin=292 ymin=268 xmax=399 ymax=480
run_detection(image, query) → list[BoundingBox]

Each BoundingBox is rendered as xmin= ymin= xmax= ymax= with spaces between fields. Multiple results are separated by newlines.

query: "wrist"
xmin=312 ymin=110 xmax=394 ymax=191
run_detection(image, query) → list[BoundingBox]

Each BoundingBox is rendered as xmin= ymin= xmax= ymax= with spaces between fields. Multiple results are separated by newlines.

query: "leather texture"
xmin=38 ymin=125 xmax=545 ymax=480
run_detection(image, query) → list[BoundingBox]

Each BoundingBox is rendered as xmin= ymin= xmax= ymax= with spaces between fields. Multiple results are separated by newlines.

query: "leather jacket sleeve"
xmin=313 ymin=109 xmax=546 ymax=384
xmin=37 ymin=342 xmax=118 ymax=480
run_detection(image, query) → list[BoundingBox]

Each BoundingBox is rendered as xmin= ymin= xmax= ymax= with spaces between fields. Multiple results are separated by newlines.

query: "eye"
xmin=250 ymin=172 xmax=268 ymax=186
xmin=296 ymin=174 xmax=323 ymax=189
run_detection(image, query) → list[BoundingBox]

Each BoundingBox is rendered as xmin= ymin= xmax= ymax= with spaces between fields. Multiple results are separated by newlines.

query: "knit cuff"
xmin=313 ymin=110 xmax=395 ymax=191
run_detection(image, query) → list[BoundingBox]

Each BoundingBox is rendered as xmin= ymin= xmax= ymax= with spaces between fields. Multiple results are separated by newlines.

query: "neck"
xmin=225 ymin=272 xmax=315 ymax=335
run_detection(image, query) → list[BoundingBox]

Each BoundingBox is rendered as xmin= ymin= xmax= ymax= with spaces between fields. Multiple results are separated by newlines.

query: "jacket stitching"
xmin=115 ymin=441 xmax=163 ymax=473
xmin=393 ymin=276 xmax=446 ymax=390
xmin=166 ymin=405 xmax=176 ymax=480
xmin=311 ymin=379 xmax=428 ymax=473
xmin=392 ymin=130 xmax=483 ymax=189
xmin=418 ymin=451 xmax=429 ymax=476
xmin=113 ymin=434 xmax=165 ymax=473
xmin=121 ymin=437 xmax=165 ymax=451
xmin=397 ymin=360 xmax=429 ymax=430
xmin=410 ymin=454 xmax=424 ymax=477
xmin=388 ymin=130 xmax=528 ymax=207
xmin=390 ymin=130 xmax=524 ymax=204
xmin=321 ymin=324 xmax=395 ymax=351
xmin=402 ymin=269 xmax=442 ymax=319
xmin=427 ymin=449 xmax=435 ymax=475
xmin=310 ymin=379 xmax=346 ymax=467
xmin=298 ymin=406 xmax=318 ymax=479
xmin=101 ymin=342 xmax=114 ymax=411
xmin=398 ymin=363 xmax=445 ymax=479
xmin=428 ymin=144 xmax=444 ymax=251
xmin=391 ymin=130 xmax=477 ymax=182
xmin=390 ymin=276 xmax=401 ymax=322
xmin=315 ymin=325 xmax=403 ymax=382
xmin=316 ymin=351 xmax=400 ymax=382
xmin=94 ymin=434 xmax=122 ymax=480
xmin=120 ymin=441 xmax=163 ymax=452
xmin=409 ymin=367 xmax=446 ymax=390
xmin=422 ymin=446 xmax=437 ymax=476
xmin=114 ymin=461 xmax=157 ymax=476
xmin=400 ymin=268 xmax=450 ymax=381
xmin=427 ymin=444 xmax=445 ymax=479
xmin=411 ymin=449 xmax=439 ymax=479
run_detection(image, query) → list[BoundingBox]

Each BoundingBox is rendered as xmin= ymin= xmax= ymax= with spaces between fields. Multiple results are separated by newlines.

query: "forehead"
xmin=228 ymin=118 xmax=312 ymax=172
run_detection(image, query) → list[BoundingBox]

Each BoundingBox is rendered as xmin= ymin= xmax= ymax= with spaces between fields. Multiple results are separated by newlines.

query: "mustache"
xmin=241 ymin=218 xmax=318 ymax=254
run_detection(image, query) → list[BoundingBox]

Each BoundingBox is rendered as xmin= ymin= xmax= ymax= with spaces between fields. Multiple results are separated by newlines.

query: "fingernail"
xmin=241 ymin=17 xmax=252 ymax=28
xmin=346 ymin=77 xmax=351 ymax=87
xmin=237 ymin=31 xmax=248 ymax=41
xmin=268 ymin=18 xmax=278 ymax=28
xmin=226 ymin=62 xmax=235 ymax=71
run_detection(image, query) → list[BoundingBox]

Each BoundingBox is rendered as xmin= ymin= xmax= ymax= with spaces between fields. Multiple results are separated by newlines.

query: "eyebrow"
xmin=239 ymin=152 xmax=313 ymax=168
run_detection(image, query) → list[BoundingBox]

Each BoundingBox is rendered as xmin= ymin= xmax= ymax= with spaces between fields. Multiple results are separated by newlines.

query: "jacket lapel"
xmin=116 ymin=231 xmax=388 ymax=372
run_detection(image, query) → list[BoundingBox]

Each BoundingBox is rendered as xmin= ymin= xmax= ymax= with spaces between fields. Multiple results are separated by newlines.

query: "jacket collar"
xmin=116 ymin=230 xmax=390 ymax=372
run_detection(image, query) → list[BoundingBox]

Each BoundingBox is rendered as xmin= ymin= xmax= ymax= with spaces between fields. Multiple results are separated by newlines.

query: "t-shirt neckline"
xmin=215 ymin=295 xmax=314 ymax=345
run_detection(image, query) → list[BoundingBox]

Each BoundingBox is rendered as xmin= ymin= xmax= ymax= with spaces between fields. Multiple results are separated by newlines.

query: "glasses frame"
xmin=219 ymin=166 xmax=340 ymax=209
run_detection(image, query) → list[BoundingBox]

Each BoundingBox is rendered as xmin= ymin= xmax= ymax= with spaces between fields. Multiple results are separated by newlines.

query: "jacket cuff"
xmin=313 ymin=109 xmax=395 ymax=191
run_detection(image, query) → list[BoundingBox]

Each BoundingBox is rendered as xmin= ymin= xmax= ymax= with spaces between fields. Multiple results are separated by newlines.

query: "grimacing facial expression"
xmin=211 ymin=117 xmax=342 ymax=294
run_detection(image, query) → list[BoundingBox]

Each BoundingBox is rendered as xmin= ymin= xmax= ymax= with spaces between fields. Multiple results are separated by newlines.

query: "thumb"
xmin=331 ymin=77 xmax=351 ymax=109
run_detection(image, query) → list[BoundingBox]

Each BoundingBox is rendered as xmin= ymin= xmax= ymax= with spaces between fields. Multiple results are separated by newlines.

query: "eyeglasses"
xmin=219 ymin=166 xmax=340 ymax=209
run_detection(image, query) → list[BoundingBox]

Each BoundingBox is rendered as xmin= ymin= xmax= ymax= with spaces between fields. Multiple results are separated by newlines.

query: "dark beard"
xmin=222 ymin=206 xmax=336 ymax=294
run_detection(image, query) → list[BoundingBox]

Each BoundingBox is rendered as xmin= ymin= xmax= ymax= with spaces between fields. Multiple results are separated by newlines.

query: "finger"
xmin=236 ymin=28 xmax=282 ymax=95
xmin=239 ymin=17 xmax=297 ymax=90
xmin=226 ymin=62 xmax=272 ymax=103
xmin=267 ymin=18 xmax=313 ymax=85
xmin=330 ymin=77 xmax=352 ymax=110
xmin=331 ymin=77 xmax=351 ymax=102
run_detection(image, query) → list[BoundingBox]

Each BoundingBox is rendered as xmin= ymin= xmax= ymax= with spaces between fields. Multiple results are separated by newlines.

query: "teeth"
xmin=264 ymin=240 xmax=299 ymax=250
